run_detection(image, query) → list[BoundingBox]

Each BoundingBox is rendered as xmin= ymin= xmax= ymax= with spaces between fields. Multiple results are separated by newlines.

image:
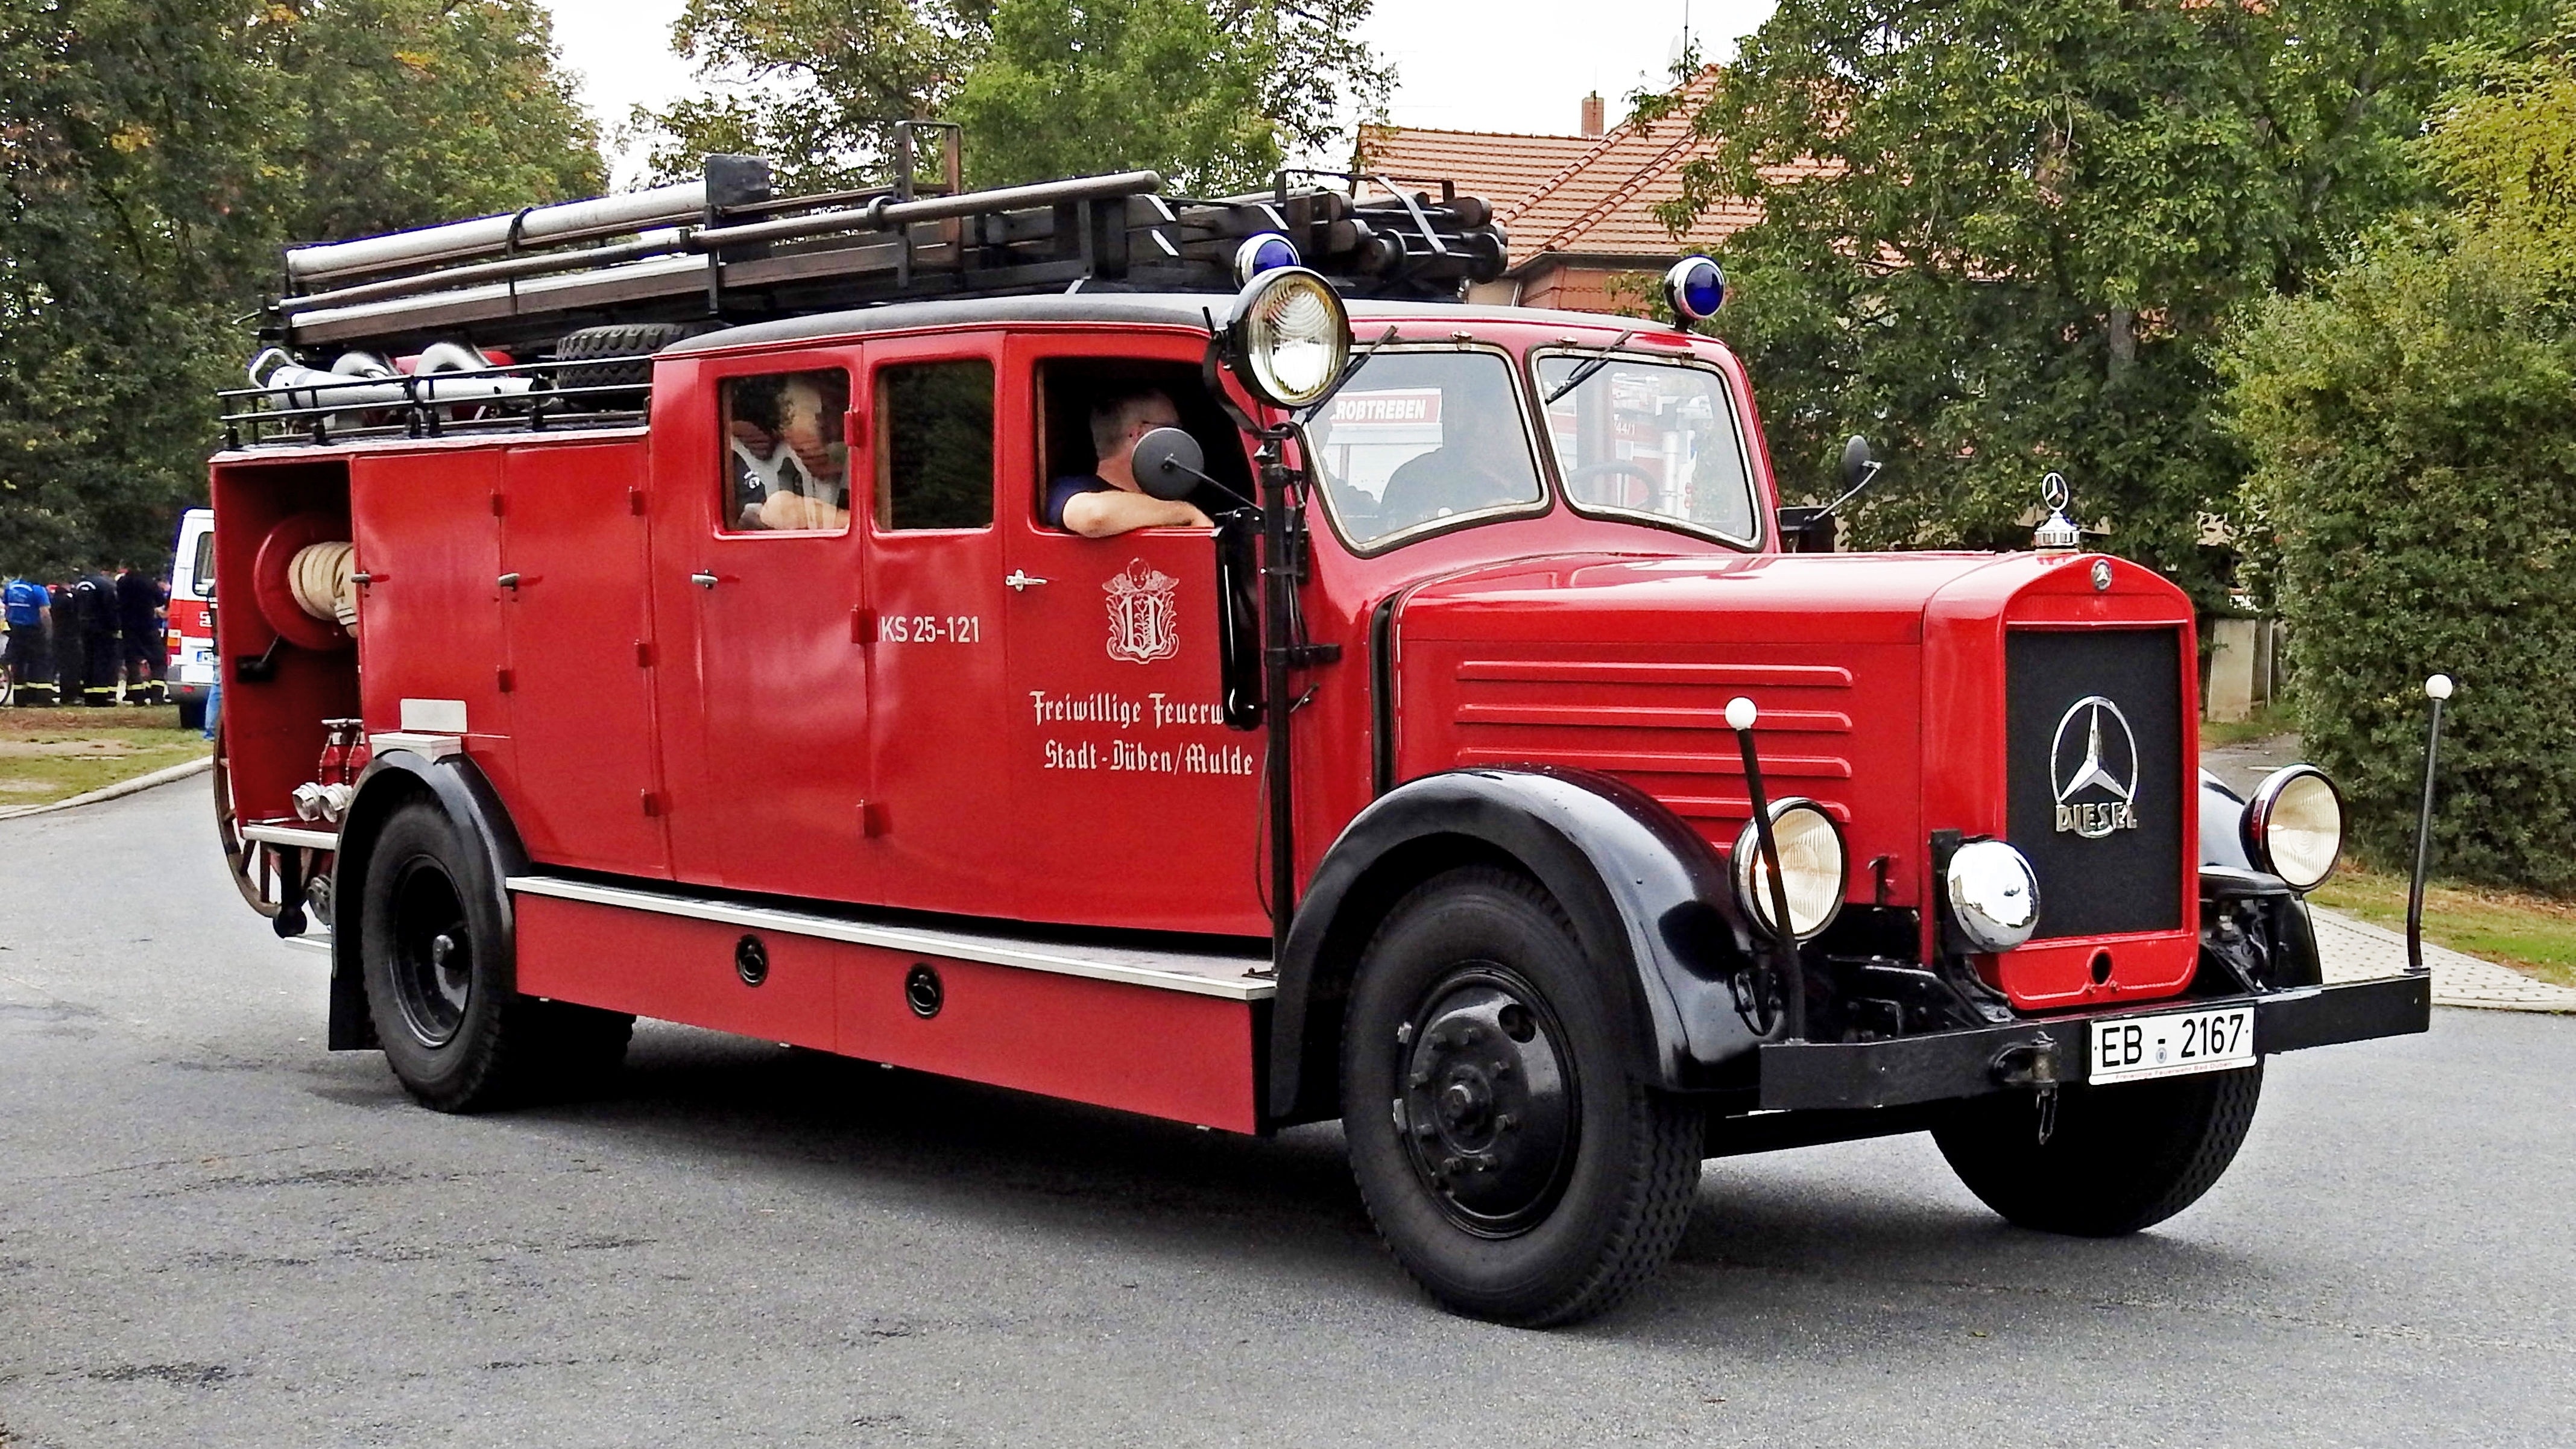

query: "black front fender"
xmin=1268 ymin=766 xmax=1771 ymax=1123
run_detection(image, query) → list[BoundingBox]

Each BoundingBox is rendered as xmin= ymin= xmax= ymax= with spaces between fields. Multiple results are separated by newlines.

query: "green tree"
xmin=2224 ymin=21 xmax=2576 ymax=889
xmin=0 ymin=0 xmax=603 ymax=576
xmin=1658 ymin=0 xmax=2548 ymax=605
xmin=636 ymin=0 xmax=1388 ymax=197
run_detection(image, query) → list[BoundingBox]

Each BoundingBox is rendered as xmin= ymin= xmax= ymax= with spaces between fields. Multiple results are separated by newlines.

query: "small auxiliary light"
xmin=1234 ymin=233 xmax=1301 ymax=286
xmin=1664 ymin=256 xmax=1725 ymax=324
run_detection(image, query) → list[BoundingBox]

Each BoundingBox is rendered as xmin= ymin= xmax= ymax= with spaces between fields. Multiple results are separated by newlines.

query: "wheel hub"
xmin=390 ymin=860 xmax=473 ymax=1048
xmin=1397 ymin=971 xmax=1577 ymax=1236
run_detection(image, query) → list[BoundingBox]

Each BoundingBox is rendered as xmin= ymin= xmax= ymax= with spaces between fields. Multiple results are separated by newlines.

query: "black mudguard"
xmin=1267 ymin=766 xmax=1772 ymax=1124
xmin=325 ymin=747 xmax=528 ymax=1050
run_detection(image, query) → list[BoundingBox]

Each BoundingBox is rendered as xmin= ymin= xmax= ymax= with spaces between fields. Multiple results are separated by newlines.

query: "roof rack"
xmin=260 ymin=134 xmax=1509 ymax=361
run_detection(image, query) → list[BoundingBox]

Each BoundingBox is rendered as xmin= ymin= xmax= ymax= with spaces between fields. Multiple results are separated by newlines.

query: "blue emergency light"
xmin=1664 ymin=256 xmax=1725 ymax=324
xmin=1234 ymin=233 xmax=1301 ymax=286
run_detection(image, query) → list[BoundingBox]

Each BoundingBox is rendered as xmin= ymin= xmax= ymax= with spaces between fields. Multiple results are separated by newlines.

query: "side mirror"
xmin=1130 ymin=426 xmax=1209 ymax=502
xmin=1839 ymin=434 xmax=1875 ymax=491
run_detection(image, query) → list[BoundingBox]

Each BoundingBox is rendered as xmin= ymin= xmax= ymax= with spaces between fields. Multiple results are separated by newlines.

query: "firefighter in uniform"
xmin=4 ymin=574 xmax=57 ymax=706
xmin=116 ymin=564 xmax=165 ymax=706
xmin=51 ymin=581 xmax=84 ymax=706
xmin=72 ymin=567 xmax=121 ymax=706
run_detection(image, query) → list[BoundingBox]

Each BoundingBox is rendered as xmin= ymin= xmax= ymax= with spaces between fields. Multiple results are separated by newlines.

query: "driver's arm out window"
xmin=720 ymin=368 xmax=852 ymax=533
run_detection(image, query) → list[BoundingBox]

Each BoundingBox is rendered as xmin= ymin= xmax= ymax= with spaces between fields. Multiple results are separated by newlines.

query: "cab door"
xmin=857 ymin=335 xmax=1017 ymax=917
xmin=647 ymin=349 xmax=872 ymax=900
xmin=999 ymin=335 xmax=1265 ymax=936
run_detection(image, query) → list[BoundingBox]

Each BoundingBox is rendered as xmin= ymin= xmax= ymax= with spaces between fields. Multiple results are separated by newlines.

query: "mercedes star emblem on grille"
xmin=2050 ymin=695 xmax=2141 ymax=838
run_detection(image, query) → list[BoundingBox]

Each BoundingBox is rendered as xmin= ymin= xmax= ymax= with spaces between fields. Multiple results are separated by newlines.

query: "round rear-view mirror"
xmin=1129 ymin=426 xmax=1208 ymax=502
xmin=1840 ymin=434 xmax=1875 ymax=490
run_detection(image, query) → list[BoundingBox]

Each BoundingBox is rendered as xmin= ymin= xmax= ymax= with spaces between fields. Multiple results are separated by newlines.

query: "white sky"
xmin=541 ymin=0 xmax=1778 ymax=186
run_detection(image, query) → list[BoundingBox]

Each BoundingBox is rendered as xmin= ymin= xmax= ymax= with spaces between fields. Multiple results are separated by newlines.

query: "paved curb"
xmin=0 ymin=754 xmax=212 ymax=821
xmin=2309 ymin=903 xmax=2576 ymax=1014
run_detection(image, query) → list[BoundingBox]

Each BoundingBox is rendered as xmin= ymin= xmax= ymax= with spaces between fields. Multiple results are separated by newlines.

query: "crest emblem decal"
xmin=2050 ymin=695 xmax=2141 ymax=838
xmin=1103 ymin=559 xmax=1180 ymax=664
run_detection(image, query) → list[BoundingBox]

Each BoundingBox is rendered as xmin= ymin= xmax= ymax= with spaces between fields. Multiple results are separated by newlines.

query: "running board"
xmin=504 ymin=875 xmax=1276 ymax=1002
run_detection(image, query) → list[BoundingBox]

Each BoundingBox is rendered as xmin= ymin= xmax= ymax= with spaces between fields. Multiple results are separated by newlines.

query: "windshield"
xmin=1532 ymin=353 xmax=1760 ymax=545
xmin=1304 ymin=349 xmax=1545 ymax=549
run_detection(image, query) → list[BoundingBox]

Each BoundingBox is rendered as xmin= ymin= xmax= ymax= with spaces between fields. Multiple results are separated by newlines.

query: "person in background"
xmin=115 ymin=562 xmax=165 ymax=706
xmin=51 ymin=579 xmax=84 ymax=707
xmin=4 ymin=573 xmax=57 ymax=706
xmin=71 ymin=567 xmax=120 ymax=706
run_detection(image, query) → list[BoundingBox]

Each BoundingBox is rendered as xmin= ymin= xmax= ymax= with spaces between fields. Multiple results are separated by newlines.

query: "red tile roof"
xmin=1357 ymin=69 xmax=1829 ymax=270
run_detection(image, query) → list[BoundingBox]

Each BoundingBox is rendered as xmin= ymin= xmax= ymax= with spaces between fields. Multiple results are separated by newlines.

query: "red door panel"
xmin=1003 ymin=528 xmax=1264 ymax=934
xmin=647 ymin=352 xmax=873 ymax=900
xmin=858 ymin=337 xmax=1014 ymax=916
xmin=499 ymin=440 xmax=669 ymax=876
xmin=347 ymin=451 xmax=513 ymax=784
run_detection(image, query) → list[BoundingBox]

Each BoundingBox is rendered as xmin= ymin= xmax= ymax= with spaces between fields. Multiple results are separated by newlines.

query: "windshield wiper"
xmin=1541 ymin=327 xmax=1642 ymax=405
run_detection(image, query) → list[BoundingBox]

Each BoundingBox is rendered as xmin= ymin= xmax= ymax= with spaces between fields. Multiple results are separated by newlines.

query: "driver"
xmin=1047 ymin=388 xmax=1214 ymax=537
xmin=728 ymin=373 xmax=849 ymax=531
xmin=1375 ymin=388 xmax=1533 ymax=531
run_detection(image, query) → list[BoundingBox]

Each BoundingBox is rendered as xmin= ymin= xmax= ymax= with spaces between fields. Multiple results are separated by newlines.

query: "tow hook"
xmin=1990 ymin=1036 xmax=2066 ymax=1146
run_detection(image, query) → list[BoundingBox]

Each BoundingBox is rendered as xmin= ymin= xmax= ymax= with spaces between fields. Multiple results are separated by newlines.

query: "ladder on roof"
xmin=263 ymin=134 xmax=1509 ymax=361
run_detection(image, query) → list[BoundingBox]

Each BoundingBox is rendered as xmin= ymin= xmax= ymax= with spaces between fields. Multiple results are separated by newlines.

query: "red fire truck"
xmin=208 ymin=144 xmax=2427 ymax=1324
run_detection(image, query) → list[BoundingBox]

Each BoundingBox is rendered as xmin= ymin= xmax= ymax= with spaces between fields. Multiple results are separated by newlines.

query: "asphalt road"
xmin=4 ymin=780 xmax=2571 ymax=1448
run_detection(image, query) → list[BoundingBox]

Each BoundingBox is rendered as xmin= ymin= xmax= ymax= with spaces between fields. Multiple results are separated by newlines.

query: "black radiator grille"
xmin=2004 ymin=628 xmax=2185 ymax=939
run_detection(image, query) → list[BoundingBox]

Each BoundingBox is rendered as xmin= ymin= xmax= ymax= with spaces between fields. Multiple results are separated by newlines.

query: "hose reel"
xmin=250 ymin=513 xmax=360 ymax=651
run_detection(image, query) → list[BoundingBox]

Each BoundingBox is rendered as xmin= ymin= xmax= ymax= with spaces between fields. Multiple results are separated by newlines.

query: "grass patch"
xmin=2309 ymin=863 xmax=2576 ymax=990
xmin=0 ymin=706 xmax=210 ymax=807
xmin=2200 ymin=706 xmax=2287 ymax=748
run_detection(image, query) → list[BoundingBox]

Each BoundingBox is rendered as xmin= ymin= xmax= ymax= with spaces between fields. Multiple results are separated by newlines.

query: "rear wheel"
xmin=359 ymin=799 xmax=630 ymax=1111
xmin=1342 ymin=866 xmax=1702 ymax=1326
xmin=1933 ymin=1064 xmax=2263 ymax=1236
xmin=175 ymin=695 xmax=205 ymax=731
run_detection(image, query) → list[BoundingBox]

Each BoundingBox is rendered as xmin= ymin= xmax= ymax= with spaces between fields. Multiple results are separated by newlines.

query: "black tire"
xmin=358 ymin=799 xmax=631 ymax=1111
xmin=1933 ymin=1063 xmax=2263 ymax=1236
xmin=553 ymin=322 xmax=715 ymax=408
xmin=175 ymin=695 xmax=205 ymax=731
xmin=1341 ymin=866 xmax=1703 ymax=1326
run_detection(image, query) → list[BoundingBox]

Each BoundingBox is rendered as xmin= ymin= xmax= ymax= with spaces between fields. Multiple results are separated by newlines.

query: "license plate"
xmin=2088 ymin=1006 xmax=2255 ymax=1085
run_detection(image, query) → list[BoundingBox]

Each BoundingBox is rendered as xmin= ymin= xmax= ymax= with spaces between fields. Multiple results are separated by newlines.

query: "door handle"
xmin=496 ymin=572 xmax=520 ymax=589
xmin=690 ymin=571 xmax=719 ymax=589
xmin=1004 ymin=570 xmax=1048 ymax=592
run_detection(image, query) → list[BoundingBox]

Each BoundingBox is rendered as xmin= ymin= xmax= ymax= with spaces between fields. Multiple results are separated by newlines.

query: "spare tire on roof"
xmin=553 ymin=322 xmax=721 ymax=409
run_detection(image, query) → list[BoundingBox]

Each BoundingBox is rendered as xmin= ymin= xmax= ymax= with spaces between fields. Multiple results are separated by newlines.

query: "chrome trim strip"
xmin=241 ymin=823 xmax=342 ymax=850
xmin=504 ymin=875 xmax=1276 ymax=1002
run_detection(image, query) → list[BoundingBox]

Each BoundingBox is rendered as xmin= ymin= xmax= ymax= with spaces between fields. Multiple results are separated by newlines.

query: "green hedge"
xmin=2225 ymin=232 xmax=2576 ymax=892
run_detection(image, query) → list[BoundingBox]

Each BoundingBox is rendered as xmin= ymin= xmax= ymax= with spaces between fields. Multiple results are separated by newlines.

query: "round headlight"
xmin=2245 ymin=765 xmax=2343 ymax=891
xmin=1946 ymin=839 xmax=2041 ymax=953
xmin=1225 ymin=266 xmax=1349 ymax=409
xmin=1732 ymin=798 xmax=1848 ymax=941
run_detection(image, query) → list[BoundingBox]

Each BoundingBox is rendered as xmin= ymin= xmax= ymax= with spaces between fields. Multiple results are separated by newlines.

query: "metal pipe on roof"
xmin=285 ymin=180 xmax=712 ymax=285
xmin=692 ymin=171 xmax=1164 ymax=249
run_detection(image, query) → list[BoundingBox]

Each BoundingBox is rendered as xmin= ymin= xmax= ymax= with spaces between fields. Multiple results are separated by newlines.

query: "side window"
xmin=876 ymin=359 xmax=995 ymax=531
xmin=721 ymin=369 xmax=851 ymax=534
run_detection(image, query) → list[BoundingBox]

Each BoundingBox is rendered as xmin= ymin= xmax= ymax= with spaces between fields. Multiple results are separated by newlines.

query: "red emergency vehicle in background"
xmin=167 ymin=508 xmax=216 ymax=730
xmin=207 ymin=140 xmax=2428 ymax=1324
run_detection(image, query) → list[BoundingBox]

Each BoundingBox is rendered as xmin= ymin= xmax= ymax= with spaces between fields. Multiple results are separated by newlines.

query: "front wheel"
xmin=1932 ymin=1064 xmax=2263 ymax=1236
xmin=1342 ymin=867 xmax=1702 ymax=1326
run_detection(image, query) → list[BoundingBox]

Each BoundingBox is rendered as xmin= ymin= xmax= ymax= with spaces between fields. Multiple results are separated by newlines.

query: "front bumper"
xmin=1758 ymin=973 xmax=2431 ymax=1111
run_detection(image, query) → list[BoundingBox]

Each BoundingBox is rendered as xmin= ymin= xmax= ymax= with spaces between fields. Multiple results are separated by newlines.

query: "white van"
xmin=168 ymin=509 xmax=215 ymax=730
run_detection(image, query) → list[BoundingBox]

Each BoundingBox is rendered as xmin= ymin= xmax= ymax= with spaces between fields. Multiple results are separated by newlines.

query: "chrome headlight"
xmin=2244 ymin=765 xmax=2343 ymax=891
xmin=1946 ymin=839 xmax=2041 ymax=952
xmin=1732 ymin=798 xmax=1848 ymax=941
xmin=1223 ymin=266 xmax=1348 ymax=409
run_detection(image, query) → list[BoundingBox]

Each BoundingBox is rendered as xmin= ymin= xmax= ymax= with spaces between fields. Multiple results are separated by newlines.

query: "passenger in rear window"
xmin=725 ymin=370 xmax=850 ymax=531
